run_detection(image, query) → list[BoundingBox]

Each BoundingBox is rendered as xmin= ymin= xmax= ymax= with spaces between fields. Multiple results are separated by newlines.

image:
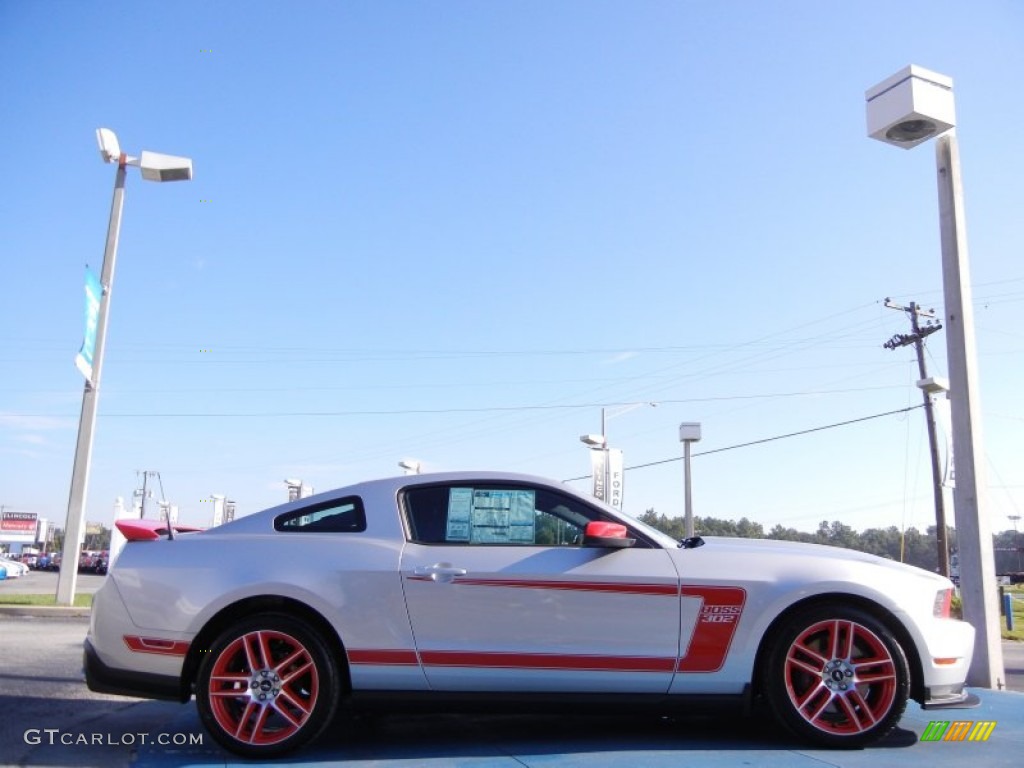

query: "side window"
xmin=403 ymin=485 xmax=592 ymax=546
xmin=274 ymin=496 xmax=366 ymax=532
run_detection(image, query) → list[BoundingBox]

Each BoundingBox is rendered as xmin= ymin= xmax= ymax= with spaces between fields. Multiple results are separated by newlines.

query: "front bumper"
xmin=922 ymin=686 xmax=982 ymax=710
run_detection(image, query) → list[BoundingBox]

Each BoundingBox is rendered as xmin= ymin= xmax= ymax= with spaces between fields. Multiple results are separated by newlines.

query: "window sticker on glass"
xmin=508 ymin=491 xmax=537 ymax=543
xmin=445 ymin=487 xmax=474 ymax=542
xmin=445 ymin=488 xmax=537 ymax=544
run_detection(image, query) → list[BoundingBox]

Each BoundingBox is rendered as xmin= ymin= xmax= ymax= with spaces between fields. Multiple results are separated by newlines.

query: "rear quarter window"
xmin=274 ymin=496 xmax=366 ymax=532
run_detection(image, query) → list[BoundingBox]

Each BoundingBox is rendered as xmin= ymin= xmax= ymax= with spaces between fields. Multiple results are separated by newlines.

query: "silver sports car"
xmin=85 ymin=471 xmax=977 ymax=757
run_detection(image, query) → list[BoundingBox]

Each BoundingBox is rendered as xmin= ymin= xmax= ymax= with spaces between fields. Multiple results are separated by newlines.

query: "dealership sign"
xmin=1 ymin=511 xmax=37 ymax=533
xmin=1 ymin=511 xmax=39 ymax=543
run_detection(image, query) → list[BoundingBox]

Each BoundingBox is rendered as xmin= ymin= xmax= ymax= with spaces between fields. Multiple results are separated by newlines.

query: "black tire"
xmin=195 ymin=613 xmax=340 ymax=758
xmin=762 ymin=604 xmax=910 ymax=747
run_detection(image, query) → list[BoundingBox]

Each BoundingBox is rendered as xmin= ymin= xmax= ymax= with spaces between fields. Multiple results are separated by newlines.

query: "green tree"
xmin=638 ymin=509 xmax=686 ymax=540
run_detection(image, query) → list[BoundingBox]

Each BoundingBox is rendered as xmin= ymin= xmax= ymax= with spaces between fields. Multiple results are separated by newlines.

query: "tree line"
xmin=636 ymin=510 xmax=1024 ymax=575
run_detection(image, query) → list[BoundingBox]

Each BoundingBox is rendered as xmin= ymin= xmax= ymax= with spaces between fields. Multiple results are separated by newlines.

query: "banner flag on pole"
xmin=608 ymin=449 xmax=625 ymax=510
xmin=933 ymin=395 xmax=955 ymax=488
xmin=589 ymin=449 xmax=608 ymax=502
xmin=75 ymin=268 xmax=102 ymax=384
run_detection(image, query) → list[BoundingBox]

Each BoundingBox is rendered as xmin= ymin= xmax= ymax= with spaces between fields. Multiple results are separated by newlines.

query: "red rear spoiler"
xmin=116 ymin=519 xmax=205 ymax=542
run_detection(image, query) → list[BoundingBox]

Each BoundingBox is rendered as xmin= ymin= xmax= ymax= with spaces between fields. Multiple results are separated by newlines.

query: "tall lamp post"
xmin=866 ymin=66 xmax=1003 ymax=688
xmin=56 ymin=129 xmax=192 ymax=606
xmin=579 ymin=402 xmax=656 ymax=511
xmin=679 ymin=423 xmax=701 ymax=538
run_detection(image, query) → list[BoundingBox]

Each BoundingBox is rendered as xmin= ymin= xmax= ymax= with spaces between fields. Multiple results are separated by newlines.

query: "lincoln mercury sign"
xmin=1 ymin=511 xmax=39 ymax=544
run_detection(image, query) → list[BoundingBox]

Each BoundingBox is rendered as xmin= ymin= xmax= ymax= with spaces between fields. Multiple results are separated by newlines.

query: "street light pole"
xmin=866 ymin=67 xmax=1004 ymax=688
xmin=934 ymin=132 xmax=1003 ymax=688
xmin=579 ymin=402 xmax=656 ymax=510
xmin=56 ymin=130 xmax=192 ymax=606
xmin=56 ymin=161 xmax=125 ymax=606
xmin=679 ymin=423 xmax=701 ymax=538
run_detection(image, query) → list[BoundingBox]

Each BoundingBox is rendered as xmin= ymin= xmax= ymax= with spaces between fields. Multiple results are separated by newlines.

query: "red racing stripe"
xmin=411 ymin=576 xmax=678 ymax=596
xmin=348 ymin=649 xmax=420 ymax=666
xmin=419 ymin=650 xmax=675 ymax=673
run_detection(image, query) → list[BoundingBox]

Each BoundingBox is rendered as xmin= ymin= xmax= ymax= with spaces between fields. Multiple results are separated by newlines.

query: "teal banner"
xmin=74 ymin=268 xmax=101 ymax=383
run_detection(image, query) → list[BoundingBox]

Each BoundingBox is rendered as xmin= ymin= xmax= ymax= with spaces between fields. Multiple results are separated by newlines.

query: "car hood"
xmin=688 ymin=535 xmax=949 ymax=585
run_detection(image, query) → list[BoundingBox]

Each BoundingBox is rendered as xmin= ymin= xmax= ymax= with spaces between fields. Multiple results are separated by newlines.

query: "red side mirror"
xmin=583 ymin=521 xmax=636 ymax=549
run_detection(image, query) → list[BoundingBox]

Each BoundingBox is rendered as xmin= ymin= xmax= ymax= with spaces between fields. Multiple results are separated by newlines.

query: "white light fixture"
xmin=398 ymin=459 xmax=421 ymax=475
xmin=95 ymin=128 xmax=193 ymax=181
xmin=96 ymin=128 xmax=121 ymax=162
xmin=916 ymin=376 xmax=950 ymax=395
xmin=138 ymin=150 xmax=193 ymax=182
xmin=579 ymin=434 xmax=607 ymax=448
xmin=865 ymin=65 xmax=955 ymax=149
xmin=678 ymin=423 xmax=702 ymax=442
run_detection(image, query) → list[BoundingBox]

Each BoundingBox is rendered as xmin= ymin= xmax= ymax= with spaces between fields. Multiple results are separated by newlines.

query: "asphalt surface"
xmin=2 ymin=572 xmax=1022 ymax=767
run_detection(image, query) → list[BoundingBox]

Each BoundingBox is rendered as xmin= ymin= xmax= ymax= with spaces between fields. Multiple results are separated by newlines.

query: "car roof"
xmin=214 ymin=471 xmax=590 ymax=534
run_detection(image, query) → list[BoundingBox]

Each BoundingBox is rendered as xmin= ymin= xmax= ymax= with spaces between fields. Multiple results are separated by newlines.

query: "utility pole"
xmin=883 ymin=298 xmax=950 ymax=577
xmin=134 ymin=470 xmax=162 ymax=519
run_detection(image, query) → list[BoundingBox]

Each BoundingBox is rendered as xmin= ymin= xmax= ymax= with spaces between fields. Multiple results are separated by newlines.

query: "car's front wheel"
xmin=762 ymin=604 xmax=910 ymax=747
xmin=195 ymin=613 xmax=339 ymax=757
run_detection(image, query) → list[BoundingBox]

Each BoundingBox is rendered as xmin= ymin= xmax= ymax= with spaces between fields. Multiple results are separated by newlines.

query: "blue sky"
xmin=1 ymin=1 xmax=1022 ymax=541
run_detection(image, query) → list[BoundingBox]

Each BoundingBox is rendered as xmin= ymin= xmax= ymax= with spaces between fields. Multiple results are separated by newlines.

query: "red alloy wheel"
xmin=196 ymin=614 xmax=338 ymax=756
xmin=208 ymin=629 xmax=319 ymax=745
xmin=763 ymin=605 xmax=910 ymax=747
xmin=783 ymin=618 xmax=898 ymax=735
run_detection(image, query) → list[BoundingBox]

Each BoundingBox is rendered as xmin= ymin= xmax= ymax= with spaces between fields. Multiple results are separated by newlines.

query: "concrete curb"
xmin=0 ymin=604 xmax=91 ymax=618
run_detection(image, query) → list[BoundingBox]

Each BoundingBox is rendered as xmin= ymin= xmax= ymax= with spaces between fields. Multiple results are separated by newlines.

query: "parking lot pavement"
xmin=4 ymin=613 xmax=1021 ymax=768
xmin=0 ymin=568 xmax=106 ymax=596
xmin=131 ymin=690 xmax=1024 ymax=768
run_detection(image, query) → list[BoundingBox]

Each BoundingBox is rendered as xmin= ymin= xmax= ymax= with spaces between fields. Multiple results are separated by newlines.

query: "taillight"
xmin=934 ymin=588 xmax=952 ymax=618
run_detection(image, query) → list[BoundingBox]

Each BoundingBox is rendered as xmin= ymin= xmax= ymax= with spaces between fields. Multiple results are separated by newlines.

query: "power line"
xmin=8 ymin=386 xmax=907 ymax=419
xmin=563 ymin=405 xmax=925 ymax=481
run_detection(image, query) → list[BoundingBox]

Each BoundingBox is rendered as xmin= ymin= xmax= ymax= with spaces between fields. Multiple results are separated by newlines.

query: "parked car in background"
xmin=0 ymin=557 xmax=29 ymax=578
xmin=78 ymin=550 xmax=110 ymax=573
xmin=87 ymin=472 xmax=978 ymax=758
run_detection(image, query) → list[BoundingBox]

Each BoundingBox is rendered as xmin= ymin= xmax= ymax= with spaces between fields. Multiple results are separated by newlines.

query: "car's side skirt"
xmin=346 ymin=687 xmax=753 ymax=717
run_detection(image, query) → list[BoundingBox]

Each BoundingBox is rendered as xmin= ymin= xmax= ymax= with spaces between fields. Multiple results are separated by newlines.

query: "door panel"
xmin=401 ymin=543 xmax=681 ymax=692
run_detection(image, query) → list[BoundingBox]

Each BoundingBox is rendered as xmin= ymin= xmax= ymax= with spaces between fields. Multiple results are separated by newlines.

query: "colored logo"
xmin=921 ymin=721 xmax=996 ymax=742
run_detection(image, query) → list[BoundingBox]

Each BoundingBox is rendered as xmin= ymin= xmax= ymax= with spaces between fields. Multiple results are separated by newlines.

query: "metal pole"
xmin=600 ymin=407 xmax=610 ymax=506
xmin=684 ymin=441 xmax=694 ymax=538
xmin=56 ymin=159 xmax=126 ymax=606
xmin=935 ymin=133 xmax=1003 ymax=688
xmin=1010 ymin=516 xmax=1022 ymax=573
xmin=909 ymin=303 xmax=950 ymax=577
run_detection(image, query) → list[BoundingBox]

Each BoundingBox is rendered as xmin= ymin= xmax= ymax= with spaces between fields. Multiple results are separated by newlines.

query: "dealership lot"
xmin=2 ymin=612 xmax=1022 ymax=768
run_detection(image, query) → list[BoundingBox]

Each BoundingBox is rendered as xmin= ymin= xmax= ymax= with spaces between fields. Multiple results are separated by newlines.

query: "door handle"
xmin=413 ymin=563 xmax=467 ymax=582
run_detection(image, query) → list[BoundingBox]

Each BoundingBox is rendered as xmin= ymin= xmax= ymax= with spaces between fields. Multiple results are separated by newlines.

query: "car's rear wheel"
xmin=763 ymin=604 xmax=909 ymax=747
xmin=195 ymin=613 xmax=339 ymax=757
